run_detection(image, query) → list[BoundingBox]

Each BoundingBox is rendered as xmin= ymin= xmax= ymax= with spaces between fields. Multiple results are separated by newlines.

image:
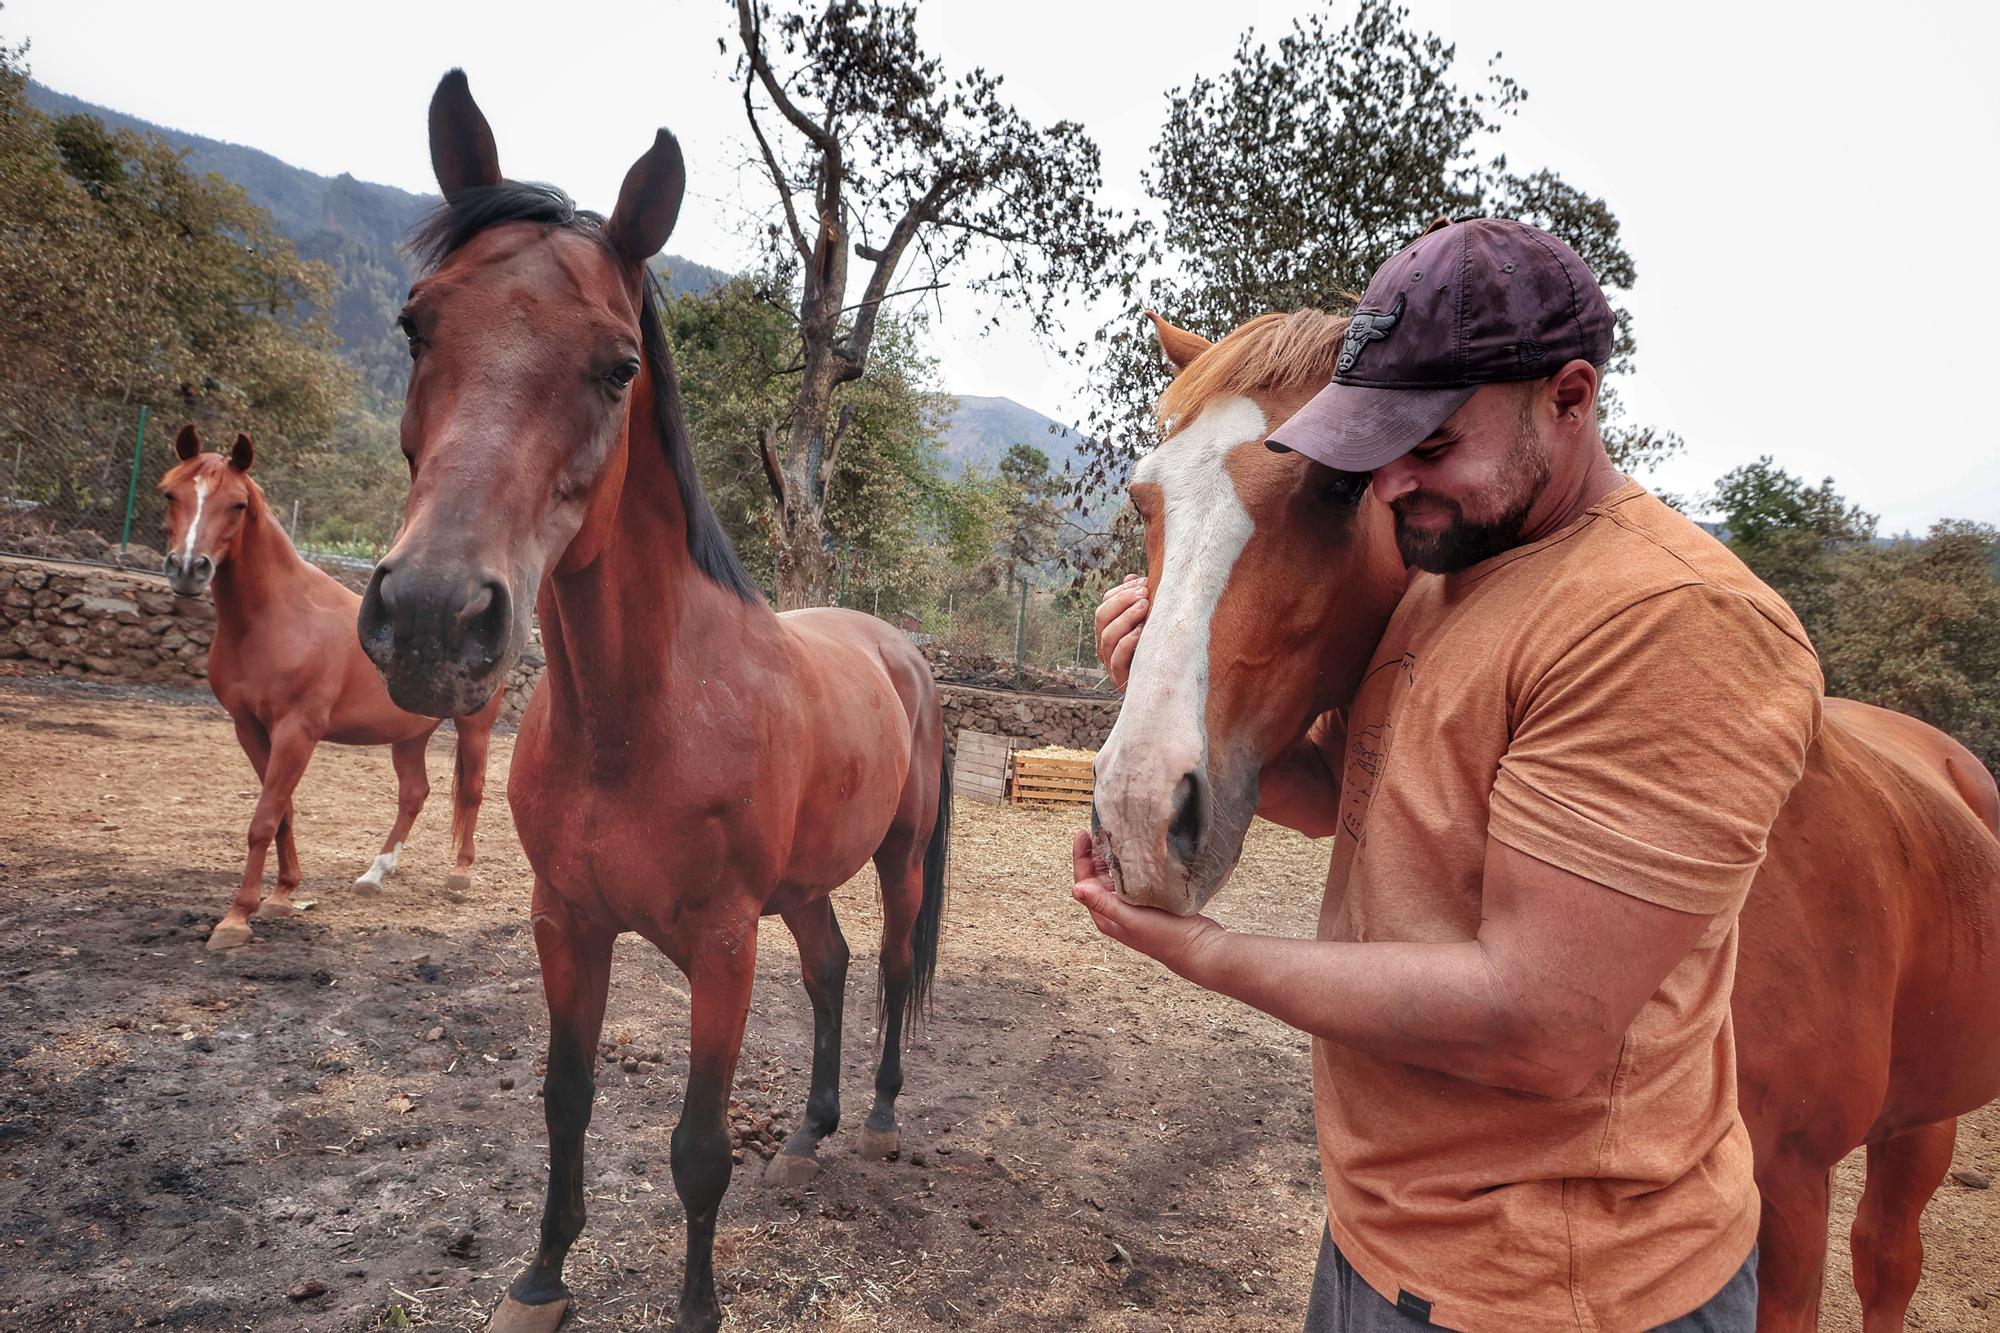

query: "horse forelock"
xmin=1154 ymin=308 xmax=1351 ymax=434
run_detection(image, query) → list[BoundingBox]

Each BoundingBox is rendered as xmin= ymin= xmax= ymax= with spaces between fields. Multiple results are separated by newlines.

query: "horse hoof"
xmin=253 ymin=896 xmax=313 ymax=919
xmin=856 ymin=1125 xmax=899 ymax=1160
xmin=446 ymin=871 xmax=473 ymax=893
xmin=764 ymin=1149 xmax=820 ymax=1190
xmin=487 ymin=1292 xmax=570 ymax=1333
xmin=206 ymin=922 xmax=253 ymax=951
xmin=352 ymin=876 xmax=383 ymax=898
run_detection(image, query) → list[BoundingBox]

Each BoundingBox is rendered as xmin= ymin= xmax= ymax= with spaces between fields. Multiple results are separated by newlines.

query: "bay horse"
xmin=355 ymin=73 xmax=950 ymax=1333
xmin=158 ymin=425 xmax=501 ymax=951
xmin=1096 ymin=309 xmax=2000 ymax=1332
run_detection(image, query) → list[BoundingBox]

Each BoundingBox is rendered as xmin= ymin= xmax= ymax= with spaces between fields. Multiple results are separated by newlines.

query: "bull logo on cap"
xmin=1337 ymin=293 xmax=1405 ymax=375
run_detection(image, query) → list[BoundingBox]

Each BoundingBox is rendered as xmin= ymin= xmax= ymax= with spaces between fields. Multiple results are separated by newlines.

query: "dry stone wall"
xmin=0 ymin=557 xmax=1123 ymax=751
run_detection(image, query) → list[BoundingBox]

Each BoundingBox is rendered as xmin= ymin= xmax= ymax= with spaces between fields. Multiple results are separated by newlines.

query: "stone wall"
xmin=1 ymin=557 xmax=213 ymax=684
xmin=0 ymin=557 xmax=1124 ymax=751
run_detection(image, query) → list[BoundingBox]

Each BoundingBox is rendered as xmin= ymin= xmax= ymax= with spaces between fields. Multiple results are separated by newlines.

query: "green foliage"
xmin=0 ymin=35 xmax=355 ymax=543
xmin=1716 ymin=458 xmax=2000 ymax=773
xmin=664 ymin=274 xmax=991 ymax=599
xmin=1078 ymin=0 xmax=1675 ymax=502
xmin=993 ymin=443 xmax=1066 ymax=591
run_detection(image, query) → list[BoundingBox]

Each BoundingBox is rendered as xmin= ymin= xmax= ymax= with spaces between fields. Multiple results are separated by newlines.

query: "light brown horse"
xmin=354 ymin=73 xmax=951 ymax=1333
xmin=1096 ymin=309 xmax=2000 ymax=1332
xmin=158 ymin=425 xmax=501 ymax=950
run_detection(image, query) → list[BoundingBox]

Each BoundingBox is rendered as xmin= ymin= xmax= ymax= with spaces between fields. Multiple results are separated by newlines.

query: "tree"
xmin=994 ymin=443 xmax=1065 ymax=593
xmin=664 ymin=272 xmax=995 ymax=600
xmin=1077 ymin=0 xmax=1674 ymax=505
xmin=0 ymin=36 xmax=353 ymax=542
xmin=1816 ymin=522 xmax=2000 ymax=773
xmin=730 ymin=0 xmax=1138 ymax=607
xmin=1713 ymin=455 xmax=1876 ymax=630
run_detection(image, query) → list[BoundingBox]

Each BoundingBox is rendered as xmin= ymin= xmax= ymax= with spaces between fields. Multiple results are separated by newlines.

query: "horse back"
xmin=1734 ymin=697 xmax=2000 ymax=1156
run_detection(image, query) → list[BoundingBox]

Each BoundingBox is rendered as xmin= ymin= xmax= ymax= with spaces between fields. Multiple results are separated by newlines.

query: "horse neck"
xmin=538 ymin=380 xmax=768 ymax=725
xmin=1319 ymin=496 xmax=1410 ymax=719
xmin=210 ymin=487 xmax=314 ymax=637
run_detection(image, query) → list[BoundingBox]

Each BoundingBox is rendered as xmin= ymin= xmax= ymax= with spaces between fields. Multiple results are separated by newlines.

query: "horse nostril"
xmin=450 ymin=578 xmax=510 ymax=669
xmin=162 ymin=553 xmax=180 ymax=577
xmin=1167 ymin=771 xmax=1205 ymax=869
xmin=357 ymin=563 xmax=401 ymax=651
xmin=192 ymin=555 xmax=213 ymax=576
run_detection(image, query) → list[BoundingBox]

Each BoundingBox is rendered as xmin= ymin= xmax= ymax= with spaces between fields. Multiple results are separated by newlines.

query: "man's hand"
xmin=1093 ymin=575 xmax=1149 ymax=689
xmin=1070 ymin=830 xmax=1226 ymax=981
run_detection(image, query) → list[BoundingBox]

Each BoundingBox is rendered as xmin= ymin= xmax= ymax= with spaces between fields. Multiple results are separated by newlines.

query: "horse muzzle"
xmin=357 ymin=555 xmax=516 ymax=718
xmin=161 ymin=553 xmax=214 ymax=598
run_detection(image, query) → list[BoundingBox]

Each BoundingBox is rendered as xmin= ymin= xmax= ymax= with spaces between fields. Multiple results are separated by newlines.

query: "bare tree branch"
xmin=757 ymin=423 xmax=788 ymax=510
xmin=818 ymin=403 xmax=854 ymax=495
xmin=838 ymin=281 xmax=948 ymax=316
xmin=743 ymin=85 xmax=812 ymax=261
xmin=736 ymin=0 xmax=838 ymax=155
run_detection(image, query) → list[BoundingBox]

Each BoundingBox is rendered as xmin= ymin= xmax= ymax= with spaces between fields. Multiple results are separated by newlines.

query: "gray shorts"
xmin=1302 ymin=1228 xmax=1758 ymax=1332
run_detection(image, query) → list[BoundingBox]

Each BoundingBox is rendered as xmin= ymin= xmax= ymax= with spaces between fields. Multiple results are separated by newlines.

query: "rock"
xmin=1950 ymin=1167 xmax=1990 ymax=1190
xmin=422 ymin=1026 xmax=444 ymax=1042
xmin=287 ymin=1279 xmax=328 ymax=1301
xmin=499 ymin=1076 xmax=515 ymax=1091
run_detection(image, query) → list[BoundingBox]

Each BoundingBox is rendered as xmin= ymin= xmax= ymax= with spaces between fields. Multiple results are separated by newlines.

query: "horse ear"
xmin=174 ymin=423 xmax=202 ymax=461
xmin=229 ymin=433 xmax=254 ymax=473
xmin=1145 ymin=311 xmax=1212 ymax=374
xmin=428 ymin=69 xmax=502 ymax=198
xmin=605 ymin=129 xmax=686 ymax=265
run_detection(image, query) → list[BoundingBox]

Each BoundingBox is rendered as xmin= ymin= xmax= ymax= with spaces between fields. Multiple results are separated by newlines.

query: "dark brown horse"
xmin=1096 ymin=309 xmax=2000 ymax=1331
xmin=157 ymin=426 xmax=501 ymax=950
xmin=356 ymin=73 xmax=951 ymax=1333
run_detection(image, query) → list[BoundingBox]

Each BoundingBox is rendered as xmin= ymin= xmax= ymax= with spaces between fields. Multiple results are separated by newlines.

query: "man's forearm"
xmin=1186 ymin=930 xmax=1598 ymax=1097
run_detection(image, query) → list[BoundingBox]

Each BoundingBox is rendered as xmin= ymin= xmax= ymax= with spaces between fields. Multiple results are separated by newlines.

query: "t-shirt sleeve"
xmin=1488 ymin=584 xmax=1824 ymax=915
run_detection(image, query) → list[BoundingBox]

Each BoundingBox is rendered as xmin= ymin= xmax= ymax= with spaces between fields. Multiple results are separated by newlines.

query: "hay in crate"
xmin=1010 ymin=744 xmax=1097 ymax=807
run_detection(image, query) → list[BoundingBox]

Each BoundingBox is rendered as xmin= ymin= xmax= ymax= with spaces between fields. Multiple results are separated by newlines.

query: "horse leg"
xmin=209 ymin=723 xmax=315 ymax=950
xmin=356 ymin=733 xmax=430 ymax=896
xmin=766 ymin=898 xmax=850 ymax=1189
xmin=858 ymin=842 xmax=922 ymax=1160
xmin=489 ymin=892 xmax=615 ymax=1333
xmin=1850 ymin=1118 xmax=1957 ymax=1333
xmin=1752 ymin=1149 xmax=1835 ymax=1333
xmin=670 ymin=921 xmax=759 ymax=1333
xmin=446 ymin=715 xmax=492 ymax=893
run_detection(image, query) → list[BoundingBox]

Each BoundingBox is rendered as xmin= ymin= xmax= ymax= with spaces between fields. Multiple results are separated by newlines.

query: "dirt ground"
xmin=0 ymin=675 xmax=1994 ymax=1332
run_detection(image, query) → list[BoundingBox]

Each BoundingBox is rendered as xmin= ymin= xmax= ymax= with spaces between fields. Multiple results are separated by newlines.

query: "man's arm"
xmin=1071 ymin=832 xmax=1713 ymax=1099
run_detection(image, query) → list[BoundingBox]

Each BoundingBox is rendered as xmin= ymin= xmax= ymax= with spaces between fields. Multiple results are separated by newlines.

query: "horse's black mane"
xmin=408 ymin=181 xmax=759 ymax=604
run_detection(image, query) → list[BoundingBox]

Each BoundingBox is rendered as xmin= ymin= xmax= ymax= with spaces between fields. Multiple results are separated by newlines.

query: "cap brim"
xmin=1267 ymin=381 xmax=1477 ymax=472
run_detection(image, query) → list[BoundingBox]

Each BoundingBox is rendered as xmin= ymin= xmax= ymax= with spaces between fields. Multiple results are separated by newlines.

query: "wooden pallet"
xmin=953 ymin=729 xmax=1016 ymax=805
xmin=1010 ymin=753 xmax=1096 ymax=807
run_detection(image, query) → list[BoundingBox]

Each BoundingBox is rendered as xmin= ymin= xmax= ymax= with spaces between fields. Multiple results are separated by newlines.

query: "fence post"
xmin=118 ymin=404 xmax=149 ymax=556
xmin=1014 ymin=579 xmax=1029 ymax=690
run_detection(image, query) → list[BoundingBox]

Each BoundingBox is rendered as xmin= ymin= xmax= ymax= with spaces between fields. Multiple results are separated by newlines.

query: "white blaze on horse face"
xmin=355 ymin=841 xmax=403 ymax=890
xmin=1095 ymin=394 xmax=1264 ymax=912
xmin=181 ymin=477 xmax=210 ymax=566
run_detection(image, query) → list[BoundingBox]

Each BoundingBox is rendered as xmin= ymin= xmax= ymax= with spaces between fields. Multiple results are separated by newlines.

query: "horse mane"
xmin=1156 ymin=308 xmax=1353 ymax=431
xmin=408 ymin=181 xmax=759 ymax=604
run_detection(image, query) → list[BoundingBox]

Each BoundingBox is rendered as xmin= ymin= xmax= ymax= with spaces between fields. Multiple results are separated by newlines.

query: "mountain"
xmin=940 ymin=394 xmax=1086 ymax=480
xmin=25 ymin=81 xmax=731 ymax=404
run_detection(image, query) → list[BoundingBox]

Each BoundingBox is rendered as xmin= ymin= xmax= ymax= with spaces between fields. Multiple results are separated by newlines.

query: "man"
xmin=1076 ymin=218 xmax=1823 ymax=1331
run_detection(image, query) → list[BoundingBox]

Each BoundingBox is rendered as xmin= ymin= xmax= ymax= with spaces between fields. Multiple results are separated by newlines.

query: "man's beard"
xmin=1391 ymin=429 xmax=1551 ymax=574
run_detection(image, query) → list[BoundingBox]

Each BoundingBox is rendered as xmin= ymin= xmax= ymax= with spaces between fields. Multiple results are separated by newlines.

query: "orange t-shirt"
xmin=1314 ymin=483 xmax=1823 ymax=1331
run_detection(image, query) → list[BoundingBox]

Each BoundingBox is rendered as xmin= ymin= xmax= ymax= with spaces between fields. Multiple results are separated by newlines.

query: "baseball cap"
xmin=1268 ymin=217 xmax=1615 ymax=471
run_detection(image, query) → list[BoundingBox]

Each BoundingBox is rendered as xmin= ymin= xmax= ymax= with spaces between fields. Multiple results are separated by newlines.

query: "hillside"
xmin=939 ymin=394 xmax=1086 ymax=480
xmin=26 ymin=82 xmax=731 ymax=404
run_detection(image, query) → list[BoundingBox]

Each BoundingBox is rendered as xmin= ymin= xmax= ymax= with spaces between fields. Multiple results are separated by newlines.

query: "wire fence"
xmin=0 ymin=384 xmax=378 ymax=588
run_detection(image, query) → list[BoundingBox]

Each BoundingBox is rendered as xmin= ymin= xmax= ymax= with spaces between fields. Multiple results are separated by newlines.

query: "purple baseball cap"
xmin=1268 ymin=217 xmax=1615 ymax=471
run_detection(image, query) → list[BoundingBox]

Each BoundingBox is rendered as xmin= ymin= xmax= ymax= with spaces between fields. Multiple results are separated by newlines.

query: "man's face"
xmin=1369 ymin=382 xmax=1551 ymax=573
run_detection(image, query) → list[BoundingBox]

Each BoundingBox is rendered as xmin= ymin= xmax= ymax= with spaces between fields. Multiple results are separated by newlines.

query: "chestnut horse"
xmin=1096 ymin=310 xmax=2000 ymax=1331
xmin=157 ymin=425 xmax=501 ymax=950
xmin=355 ymin=73 xmax=950 ymax=1333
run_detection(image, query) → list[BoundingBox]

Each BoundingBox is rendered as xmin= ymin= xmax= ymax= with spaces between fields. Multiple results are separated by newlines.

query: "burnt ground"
xmin=0 ymin=675 xmax=1994 ymax=1331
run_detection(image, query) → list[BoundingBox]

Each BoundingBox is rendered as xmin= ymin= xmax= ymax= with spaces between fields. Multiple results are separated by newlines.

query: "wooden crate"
xmin=952 ymin=729 xmax=1016 ymax=805
xmin=1010 ymin=753 xmax=1096 ymax=807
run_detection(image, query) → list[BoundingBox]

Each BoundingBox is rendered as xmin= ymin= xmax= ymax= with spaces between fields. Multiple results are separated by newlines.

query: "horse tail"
xmin=907 ymin=732 xmax=951 ymax=1028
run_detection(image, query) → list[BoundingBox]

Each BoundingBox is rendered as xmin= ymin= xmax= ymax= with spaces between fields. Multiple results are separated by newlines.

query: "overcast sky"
xmin=11 ymin=0 xmax=1996 ymax=531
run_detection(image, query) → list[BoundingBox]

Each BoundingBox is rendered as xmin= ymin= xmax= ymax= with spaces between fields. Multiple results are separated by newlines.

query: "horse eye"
xmin=1320 ymin=471 xmax=1368 ymax=506
xmin=397 ymin=314 xmax=422 ymax=358
xmin=606 ymin=359 xmax=641 ymax=389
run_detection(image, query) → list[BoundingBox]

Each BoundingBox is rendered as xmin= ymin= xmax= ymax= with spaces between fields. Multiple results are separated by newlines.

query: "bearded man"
xmin=1079 ymin=218 xmax=1821 ymax=1332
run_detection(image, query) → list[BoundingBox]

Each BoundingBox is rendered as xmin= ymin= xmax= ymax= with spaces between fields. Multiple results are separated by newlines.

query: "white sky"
xmin=12 ymin=0 xmax=1998 ymax=531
